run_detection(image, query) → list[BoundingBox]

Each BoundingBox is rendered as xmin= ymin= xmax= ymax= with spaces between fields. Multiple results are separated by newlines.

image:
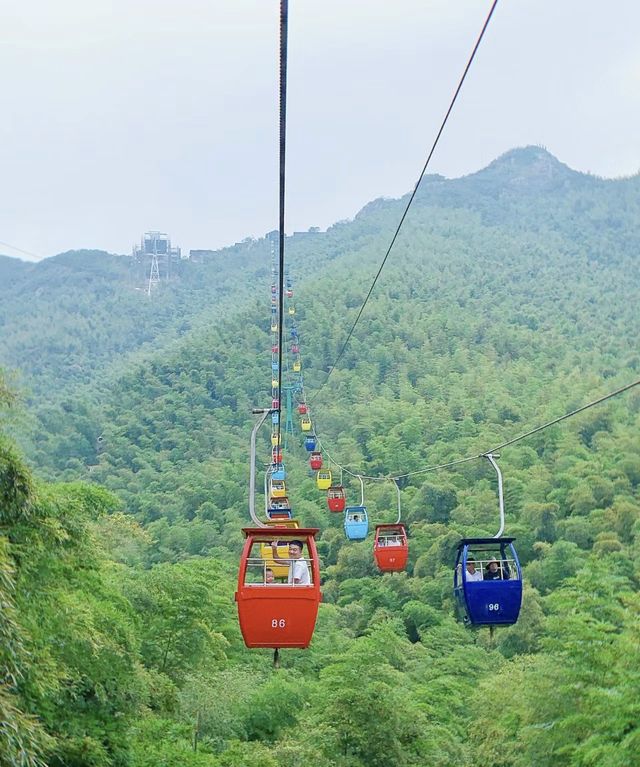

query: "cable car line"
xmin=308 ymin=0 xmax=500 ymax=407
xmin=313 ymin=376 xmax=640 ymax=483
xmin=0 ymin=239 xmax=42 ymax=260
xmin=275 ymin=0 xmax=289 ymax=451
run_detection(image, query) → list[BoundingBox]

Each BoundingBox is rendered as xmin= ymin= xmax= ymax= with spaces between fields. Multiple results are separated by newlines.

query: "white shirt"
xmin=465 ymin=568 xmax=483 ymax=582
xmin=288 ymin=558 xmax=310 ymax=585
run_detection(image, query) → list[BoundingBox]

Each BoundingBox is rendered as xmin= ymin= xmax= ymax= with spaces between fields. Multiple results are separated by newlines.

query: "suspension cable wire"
xmin=308 ymin=0 xmax=500 ymax=407
xmin=275 ymin=0 xmax=288 ymax=449
xmin=0 ymin=240 xmax=42 ymax=260
xmin=313 ymin=377 xmax=640 ymax=483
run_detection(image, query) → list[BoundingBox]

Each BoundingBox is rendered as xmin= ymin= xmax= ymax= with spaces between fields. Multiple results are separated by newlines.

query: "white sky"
xmin=1 ymin=0 xmax=639 ymax=261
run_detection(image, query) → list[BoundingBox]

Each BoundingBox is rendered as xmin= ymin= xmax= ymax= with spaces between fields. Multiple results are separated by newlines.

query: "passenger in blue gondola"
xmin=465 ymin=556 xmax=483 ymax=582
xmin=484 ymin=558 xmax=503 ymax=580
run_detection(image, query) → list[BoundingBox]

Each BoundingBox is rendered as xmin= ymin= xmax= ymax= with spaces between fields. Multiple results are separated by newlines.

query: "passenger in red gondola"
xmin=270 ymin=539 xmax=310 ymax=585
xmin=465 ymin=557 xmax=483 ymax=582
xmin=265 ymin=567 xmax=275 ymax=584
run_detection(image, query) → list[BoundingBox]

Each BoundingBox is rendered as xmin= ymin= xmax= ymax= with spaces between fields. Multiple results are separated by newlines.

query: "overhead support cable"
xmin=315 ymin=377 xmax=640 ymax=482
xmin=276 ymin=0 xmax=288 ymax=449
xmin=309 ymin=0 xmax=500 ymax=406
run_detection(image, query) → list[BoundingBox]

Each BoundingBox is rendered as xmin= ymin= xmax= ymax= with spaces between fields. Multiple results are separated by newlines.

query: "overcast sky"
xmin=1 ymin=0 xmax=639 ymax=261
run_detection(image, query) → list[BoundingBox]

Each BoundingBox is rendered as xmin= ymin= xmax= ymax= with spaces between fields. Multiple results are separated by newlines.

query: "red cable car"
xmin=298 ymin=404 xmax=308 ymax=415
xmin=235 ymin=527 xmax=321 ymax=649
xmin=272 ymin=344 xmax=279 ymax=354
xmin=373 ymin=524 xmax=408 ymax=572
xmin=309 ymin=451 xmax=323 ymax=470
xmin=272 ymin=447 xmax=283 ymax=463
xmin=272 ymin=398 xmax=280 ymax=409
xmin=327 ymin=485 xmax=346 ymax=513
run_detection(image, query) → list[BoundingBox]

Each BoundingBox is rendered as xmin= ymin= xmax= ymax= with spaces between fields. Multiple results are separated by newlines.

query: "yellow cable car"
xmin=259 ymin=519 xmax=300 ymax=578
xmin=300 ymin=415 xmax=312 ymax=431
xmin=271 ymin=322 xmax=278 ymax=332
xmin=271 ymin=432 xmax=282 ymax=446
xmin=293 ymin=360 xmax=301 ymax=373
xmin=316 ymin=469 xmax=332 ymax=490
xmin=270 ymin=479 xmax=286 ymax=498
xmin=288 ymin=306 xmax=295 ymax=316
xmin=272 ymin=379 xmax=279 ymax=389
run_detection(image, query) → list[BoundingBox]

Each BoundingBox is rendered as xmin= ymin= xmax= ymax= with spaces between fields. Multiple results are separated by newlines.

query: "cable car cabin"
xmin=237 ymin=528 xmax=321 ymax=649
xmin=267 ymin=500 xmax=292 ymax=520
xmin=373 ymin=524 xmax=408 ymax=572
xmin=271 ymin=296 xmax=277 ymax=305
xmin=272 ymin=361 xmax=279 ymax=372
xmin=309 ymin=451 xmax=323 ymax=470
xmin=298 ymin=403 xmax=307 ymax=415
xmin=271 ymin=285 xmax=277 ymax=294
xmin=453 ymin=538 xmax=522 ymax=627
xmin=272 ymin=447 xmax=283 ymax=463
xmin=272 ymin=398 xmax=280 ymax=409
xmin=270 ymin=479 xmax=286 ymax=498
xmin=288 ymin=306 xmax=295 ymax=316
xmin=291 ymin=344 xmax=300 ymax=354
xmin=271 ymin=432 xmax=282 ymax=446
xmin=293 ymin=360 xmax=302 ymax=373
xmin=316 ymin=470 xmax=332 ymax=490
xmin=344 ymin=506 xmax=368 ymax=540
xmin=300 ymin=415 xmax=312 ymax=431
xmin=272 ymin=344 xmax=279 ymax=354
xmin=272 ymin=379 xmax=279 ymax=389
xmin=290 ymin=328 xmax=298 ymax=339
xmin=271 ymin=465 xmax=286 ymax=481
xmin=304 ymin=435 xmax=317 ymax=451
xmin=271 ymin=322 xmax=278 ymax=332
xmin=272 ymin=411 xmax=279 ymax=425
xmin=286 ymin=289 xmax=293 ymax=298
xmin=327 ymin=485 xmax=346 ymax=513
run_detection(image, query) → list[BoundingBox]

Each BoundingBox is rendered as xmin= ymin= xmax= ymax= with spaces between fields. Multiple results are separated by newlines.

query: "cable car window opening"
xmin=246 ymin=540 xmax=314 ymax=586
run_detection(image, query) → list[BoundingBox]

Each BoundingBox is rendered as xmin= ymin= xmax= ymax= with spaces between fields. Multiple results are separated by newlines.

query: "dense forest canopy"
xmin=1 ymin=147 xmax=639 ymax=766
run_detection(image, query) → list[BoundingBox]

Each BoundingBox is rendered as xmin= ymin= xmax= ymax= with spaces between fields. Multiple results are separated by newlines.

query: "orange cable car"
xmin=373 ymin=524 xmax=408 ymax=572
xmin=327 ymin=485 xmax=346 ymax=513
xmin=236 ymin=527 xmax=321 ymax=649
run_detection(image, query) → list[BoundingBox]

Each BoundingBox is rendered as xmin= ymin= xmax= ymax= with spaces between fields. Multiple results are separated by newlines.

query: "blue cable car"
xmin=344 ymin=506 xmax=368 ymax=540
xmin=453 ymin=537 xmax=522 ymax=627
xmin=272 ymin=411 xmax=279 ymax=424
xmin=304 ymin=435 xmax=317 ymax=451
xmin=272 ymin=361 xmax=279 ymax=372
xmin=271 ymin=465 xmax=286 ymax=481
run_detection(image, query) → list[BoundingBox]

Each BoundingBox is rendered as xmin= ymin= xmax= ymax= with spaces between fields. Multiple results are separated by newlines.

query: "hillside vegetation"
xmin=1 ymin=147 xmax=639 ymax=766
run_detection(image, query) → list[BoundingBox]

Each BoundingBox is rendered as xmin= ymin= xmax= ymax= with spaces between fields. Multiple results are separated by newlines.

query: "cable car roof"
xmin=456 ymin=536 xmax=516 ymax=549
xmin=242 ymin=526 xmax=320 ymax=538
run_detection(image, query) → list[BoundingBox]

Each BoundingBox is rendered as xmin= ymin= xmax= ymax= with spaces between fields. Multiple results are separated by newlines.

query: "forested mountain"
xmin=1 ymin=147 xmax=639 ymax=766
